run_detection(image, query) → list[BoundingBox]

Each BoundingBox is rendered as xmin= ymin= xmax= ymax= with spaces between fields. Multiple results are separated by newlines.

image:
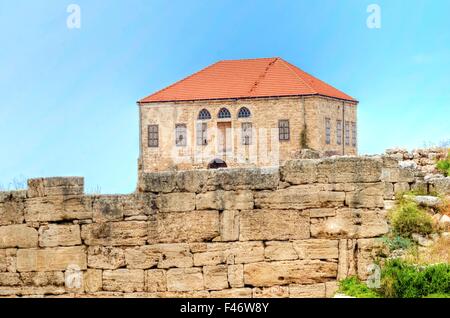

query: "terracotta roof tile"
xmin=139 ymin=57 xmax=357 ymax=103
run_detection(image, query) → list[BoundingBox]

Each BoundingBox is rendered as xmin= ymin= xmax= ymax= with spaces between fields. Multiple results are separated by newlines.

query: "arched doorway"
xmin=207 ymin=158 xmax=227 ymax=169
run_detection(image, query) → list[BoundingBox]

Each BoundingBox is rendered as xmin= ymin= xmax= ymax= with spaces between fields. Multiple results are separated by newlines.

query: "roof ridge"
xmin=138 ymin=61 xmax=221 ymax=103
xmin=248 ymin=57 xmax=279 ymax=94
xmin=219 ymin=57 xmax=279 ymax=62
xmin=277 ymin=58 xmax=317 ymax=94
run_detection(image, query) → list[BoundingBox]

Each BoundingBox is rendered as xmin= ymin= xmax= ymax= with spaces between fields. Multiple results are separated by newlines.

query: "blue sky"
xmin=0 ymin=0 xmax=449 ymax=193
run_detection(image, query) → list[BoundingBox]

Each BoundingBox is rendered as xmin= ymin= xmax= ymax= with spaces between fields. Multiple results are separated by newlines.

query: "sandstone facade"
xmin=139 ymin=96 xmax=357 ymax=173
xmin=1 ymin=156 xmax=447 ymax=298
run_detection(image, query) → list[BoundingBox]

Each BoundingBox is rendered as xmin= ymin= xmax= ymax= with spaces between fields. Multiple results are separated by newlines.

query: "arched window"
xmin=238 ymin=107 xmax=251 ymax=118
xmin=218 ymin=108 xmax=231 ymax=119
xmin=198 ymin=109 xmax=211 ymax=120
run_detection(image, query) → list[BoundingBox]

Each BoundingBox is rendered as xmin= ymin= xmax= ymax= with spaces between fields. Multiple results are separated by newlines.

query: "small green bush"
xmin=338 ymin=276 xmax=381 ymax=298
xmin=381 ymin=235 xmax=413 ymax=252
xmin=381 ymin=259 xmax=450 ymax=298
xmin=436 ymin=150 xmax=450 ymax=176
xmin=423 ymin=293 xmax=450 ymax=298
xmin=389 ymin=202 xmax=433 ymax=238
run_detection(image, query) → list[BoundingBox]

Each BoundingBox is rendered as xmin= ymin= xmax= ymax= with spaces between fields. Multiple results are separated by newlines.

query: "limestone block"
xmin=87 ymin=246 xmax=126 ymax=269
xmin=5 ymin=249 xmax=16 ymax=273
xmin=292 ymin=239 xmax=339 ymax=259
xmin=394 ymin=182 xmax=410 ymax=194
xmin=203 ymin=265 xmax=229 ymax=290
xmin=138 ymin=171 xmax=177 ymax=193
xmin=125 ymin=246 xmax=159 ymax=269
xmin=92 ymin=195 xmax=127 ymax=222
xmin=0 ymin=286 xmax=65 ymax=296
xmin=325 ymin=281 xmax=339 ymax=298
xmin=428 ymin=177 xmax=450 ymax=195
xmin=210 ymin=288 xmax=252 ymax=298
xmin=337 ymin=239 xmax=357 ymax=280
xmin=0 ymin=272 xmax=21 ymax=286
xmin=81 ymin=221 xmax=147 ymax=246
xmin=20 ymin=271 xmax=64 ymax=286
xmin=103 ymin=269 xmax=144 ymax=292
xmin=196 ymin=191 xmax=253 ymax=211
xmin=345 ymin=183 xmax=385 ymax=208
xmin=255 ymin=185 xmax=345 ymax=210
xmin=155 ymin=291 xmax=210 ymax=298
xmin=175 ymin=169 xmax=210 ymax=193
xmin=398 ymin=168 xmax=415 ymax=183
xmin=25 ymin=195 xmax=93 ymax=222
xmin=166 ymin=268 xmax=204 ymax=292
xmin=27 ymin=177 xmax=84 ymax=197
xmin=357 ymin=238 xmax=386 ymax=280
xmin=0 ymin=225 xmax=38 ymax=248
xmin=310 ymin=209 xmax=388 ymax=239
xmin=0 ymin=192 xmax=26 ymax=226
xmin=38 ymin=224 xmax=81 ymax=247
xmin=383 ymin=182 xmax=394 ymax=200
xmin=16 ymin=246 xmax=87 ymax=272
xmin=206 ymin=167 xmax=280 ymax=191
xmin=264 ymin=242 xmax=298 ymax=261
xmin=84 ymin=269 xmax=102 ymax=293
xmin=148 ymin=210 xmax=219 ymax=243
xmin=228 ymin=264 xmax=244 ymax=288
xmin=281 ymin=159 xmax=318 ymax=184
xmin=239 ymin=210 xmax=309 ymax=241
xmin=156 ymin=192 xmax=195 ymax=212
xmin=317 ymin=157 xmax=382 ymax=183
xmin=309 ymin=208 xmax=336 ymax=218
xmin=244 ymin=260 xmax=337 ymax=287
xmin=219 ymin=210 xmax=239 ymax=241
xmin=145 ymin=269 xmax=166 ymax=292
xmin=289 ymin=283 xmax=326 ymax=298
xmin=232 ymin=242 xmax=265 ymax=264
xmin=253 ymin=286 xmax=289 ymax=298
xmin=156 ymin=244 xmax=193 ymax=269
xmin=0 ymin=250 xmax=6 ymax=272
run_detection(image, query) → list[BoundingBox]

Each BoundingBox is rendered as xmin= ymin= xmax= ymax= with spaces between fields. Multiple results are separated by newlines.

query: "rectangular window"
xmin=336 ymin=120 xmax=342 ymax=145
xmin=175 ymin=124 xmax=187 ymax=147
xmin=345 ymin=121 xmax=350 ymax=146
xmin=148 ymin=125 xmax=158 ymax=147
xmin=196 ymin=122 xmax=208 ymax=146
xmin=278 ymin=120 xmax=290 ymax=141
xmin=325 ymin=118 xmax=331 ymax=145
xmin=241 ymin=122 xmax=252 ymax=145
xmin=351 ymin=122 xmax=357 ymax=147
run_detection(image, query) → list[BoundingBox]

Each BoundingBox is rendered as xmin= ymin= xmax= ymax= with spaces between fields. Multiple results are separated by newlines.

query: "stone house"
xmin=138 ymin=57 xmax=358 ymax=173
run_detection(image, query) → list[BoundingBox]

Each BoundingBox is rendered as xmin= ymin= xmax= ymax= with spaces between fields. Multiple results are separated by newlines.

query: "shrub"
xmin=338 ymin=276 xmax=380 ymax=298
xmin=436 ymin=150 xmax=450 ymax=176
xmin=389 ymin=202 xmax=434 ymax=238
xmin=380 ymin=235 xmax=413 ymax=252
xmin=423 ymin=293 xmax=450 ymax=298
xmin=381 ymin=259 xmax=450 ymax=298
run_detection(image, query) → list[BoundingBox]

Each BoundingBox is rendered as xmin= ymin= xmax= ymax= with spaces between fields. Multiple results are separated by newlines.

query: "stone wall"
xmin=2 ymin=156 xmax=447 ymax=298
xmin=385 ymin=147 xmax=448 ymax=175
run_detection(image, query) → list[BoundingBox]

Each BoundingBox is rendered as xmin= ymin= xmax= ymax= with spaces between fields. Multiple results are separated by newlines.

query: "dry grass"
xmin=437 ymin=196 xmax=450 ymax=217
xmin=404 ymin=236 xmax=450 ymax=264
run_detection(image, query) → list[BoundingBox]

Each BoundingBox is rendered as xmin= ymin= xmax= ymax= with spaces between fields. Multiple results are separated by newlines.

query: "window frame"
xmin=198 ymin=109 xmax=211 ymax=120
xmin=218 ymin=108 xmax=231 ymax=119
xmin=351 ymin=122 xmax=357 ymax=147
xmin=175 ymin=123 xmax=187 ymax=147
xmin=237 ymin=107 xmax=251 ymax=118
xmin=336 ymin=120 xmax=342 ymax=145
xmin=345 ymin=121 xmax=350 ymax=146
xmin=196 ymin=122 xmax=208 ymax=146
xmin=241 ymin=122 xmax=252 ymax=145
xmin=325 ymin=117 xmax=331 ymax=145
xmin=148 ymin=124 xmax=159 ymax=148
xmin=278 ymin=119 xmax=290 ymax=141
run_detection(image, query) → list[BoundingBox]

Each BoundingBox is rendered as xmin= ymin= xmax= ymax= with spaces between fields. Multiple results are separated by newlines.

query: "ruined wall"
xmin=1 ymin=156 xmax=442 ymax=298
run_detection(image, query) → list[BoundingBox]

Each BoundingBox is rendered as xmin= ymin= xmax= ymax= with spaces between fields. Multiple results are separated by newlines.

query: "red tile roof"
xmin=139 ymin=57 xmax=357 ymax=103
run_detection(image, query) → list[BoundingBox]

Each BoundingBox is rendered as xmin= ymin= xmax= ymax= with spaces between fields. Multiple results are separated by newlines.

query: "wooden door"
xmin=217 ymin=122 xmax=232 ymax=154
